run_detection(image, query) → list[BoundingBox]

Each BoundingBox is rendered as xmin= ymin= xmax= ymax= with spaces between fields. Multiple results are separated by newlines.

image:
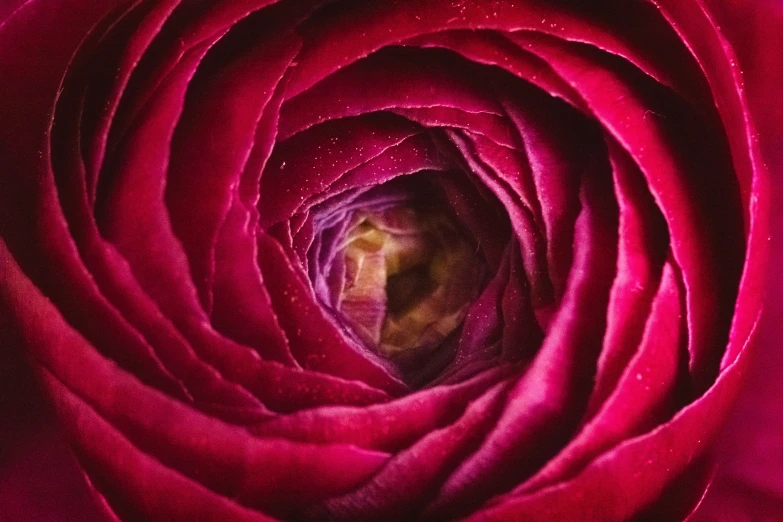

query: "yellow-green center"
xmin=335 ymin=205 xmax=481 ymax=362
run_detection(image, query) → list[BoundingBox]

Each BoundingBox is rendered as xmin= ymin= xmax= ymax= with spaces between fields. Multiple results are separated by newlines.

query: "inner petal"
xmin=315 ymin=179 xmax=487 ymax=368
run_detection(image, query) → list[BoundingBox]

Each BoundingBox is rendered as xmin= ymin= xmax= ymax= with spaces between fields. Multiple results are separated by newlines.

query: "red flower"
xmin=0 ymin=1 xmax=772 ymax=520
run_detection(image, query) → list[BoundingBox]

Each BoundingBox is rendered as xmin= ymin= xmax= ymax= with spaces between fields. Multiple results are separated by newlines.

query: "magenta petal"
xmin=519 ymin=262 xmax=685 ymax=495
xmin=447 ymin=130 xmax=551 ymax=306
xmin=259 ymin=114 xmax=420 ymax=228
xmin=463 ymin=314 xmax=761 ymax=522
xmin=499 ymin=92 xmax=586 ymax=297
xmin=500 ymin=240 xmax=542 ymax=359
xmin=393 ymin=106 xmax=519 ymax=150
xmin=0 ymin=347 xmax=117 ymax=522
xmin=511 ymin=30 xmax=744 ymax=386
xmin=51 ymin=46 xmax=282 ymax=417
xmin=40 ymin=372 xmax=278 ymax=522
xmin=405 ymin=30 xmax=586 ymax=111
xmin=79 ymin=0 xmax=182 ymax=197
xmin=673 ymin=0 xmax=783 ymax=518
xmin=211 ymin=194 xmax=298 ymax=366
xmin=1 ymin=242 xmax=390 ymax=515
xmin=251 ymin=366 xmax=512 ymax=450
xmin=424 ymin=164 xmax=619 ymax=518
xmin=448 ymin=248 xmax=512 ymax=371
xmin=312 ymin=380 xmax=511 ymax=520
xmin=95 ymin=0 xmax=282 ymax=182
xmin=649 ymin=0 xmax=767 ymax=372
xmin=166 ymin=25 xmax=300 ymax=311
xmin=587 ymin=139 xmax=668 ymax=415
xmin=302 ymin=133 xmax=450 ymax=212
xmin=279 ymin=46 xmax=503 ymax=139
xmin=209 ymin=80 xmax=299 ymax=366
xmin=257 ymin=231 xmax=407 ymax=394
xmin=288 ymin=0 xmax=696 ymax=99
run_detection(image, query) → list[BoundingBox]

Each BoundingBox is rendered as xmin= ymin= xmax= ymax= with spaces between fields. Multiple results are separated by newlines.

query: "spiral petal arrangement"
xmin=0 ymin=0 xmax=768 ymax=520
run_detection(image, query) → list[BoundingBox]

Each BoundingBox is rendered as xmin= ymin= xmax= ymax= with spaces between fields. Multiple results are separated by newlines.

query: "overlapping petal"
xmin=0 ymin=0 xmax=767 ymax=521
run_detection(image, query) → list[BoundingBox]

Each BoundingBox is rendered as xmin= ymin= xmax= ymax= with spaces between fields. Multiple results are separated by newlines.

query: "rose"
xmin=0 ymin=0 xmax=769 ymax=521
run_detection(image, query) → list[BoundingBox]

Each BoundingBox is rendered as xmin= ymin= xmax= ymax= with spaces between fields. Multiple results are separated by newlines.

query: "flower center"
xmin=332 ymin=203 xmax=483 ymax=363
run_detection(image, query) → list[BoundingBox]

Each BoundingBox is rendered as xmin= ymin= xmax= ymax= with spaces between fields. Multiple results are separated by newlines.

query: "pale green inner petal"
xmin=335 ymin=205 xmax=480 ymax=360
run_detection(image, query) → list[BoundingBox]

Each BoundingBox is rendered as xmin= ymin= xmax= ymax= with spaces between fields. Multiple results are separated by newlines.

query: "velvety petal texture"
xmin=691 ymin=0 xmax=783 ymax=520
xmin=0 ymin=0 xmax=770 ymax=521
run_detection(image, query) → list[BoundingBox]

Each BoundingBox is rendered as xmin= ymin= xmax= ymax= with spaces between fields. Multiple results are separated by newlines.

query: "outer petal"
xmin=693 ymin=0 xmax=783 ymax=519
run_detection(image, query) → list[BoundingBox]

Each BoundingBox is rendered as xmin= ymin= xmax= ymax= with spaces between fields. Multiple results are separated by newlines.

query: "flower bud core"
xmin=332 ymin=202 xmax=483 ymax=363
